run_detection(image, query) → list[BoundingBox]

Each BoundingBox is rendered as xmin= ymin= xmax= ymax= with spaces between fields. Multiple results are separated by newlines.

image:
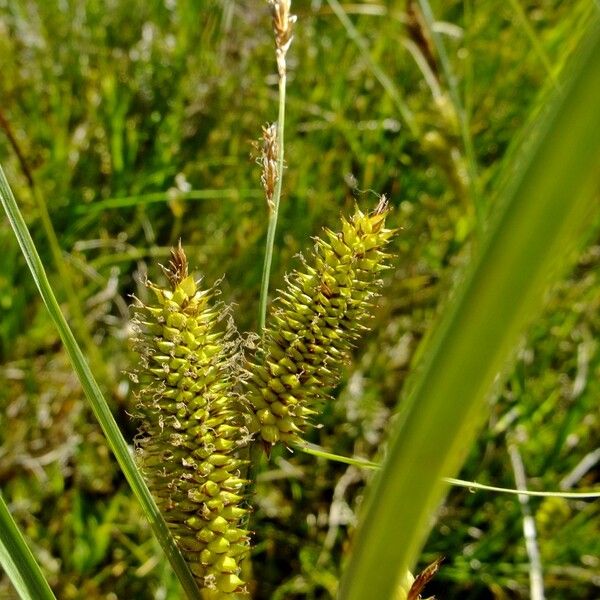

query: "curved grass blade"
xmin=296 ymin=443 xmax=600 ymax=498
xmin=0 ymin=492 xmax=56 ymax=600
xmin=340 ymin=19 xmax=600 ymax=600
xmin=0 ymin=167 xmax=201 ymax=600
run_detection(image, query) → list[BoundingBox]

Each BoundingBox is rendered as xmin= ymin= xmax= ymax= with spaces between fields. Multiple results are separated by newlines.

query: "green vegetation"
xmin=0 ymin=1 xmax=599 ymax=599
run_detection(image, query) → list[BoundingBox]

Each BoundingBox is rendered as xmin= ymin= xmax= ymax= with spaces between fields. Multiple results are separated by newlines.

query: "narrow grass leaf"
xmin=340 ymin=19 xmax=600 ymax=600
xmin=0 ymin=492 xmax=56 ymax=600
xmin=0 ymin=167 xmax=202 ymax=600
xmin=75 ymin=189 xmax=261 ymax=214
xmin=297 ymin=444 xmax=600 ymax=498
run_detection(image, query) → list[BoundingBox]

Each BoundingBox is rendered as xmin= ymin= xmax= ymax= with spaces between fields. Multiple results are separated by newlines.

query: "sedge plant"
xmin=126 ymin=2 xmax=402 ymax=595
xmin=1 ymin=2 xmax=600 ymax=600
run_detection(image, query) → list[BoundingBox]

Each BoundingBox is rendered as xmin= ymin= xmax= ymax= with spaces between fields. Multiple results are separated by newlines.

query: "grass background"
xmin=0 ymin=1 xmax=598 ymax=598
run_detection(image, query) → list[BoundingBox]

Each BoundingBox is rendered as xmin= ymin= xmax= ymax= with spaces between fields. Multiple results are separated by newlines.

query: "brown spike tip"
xmin=166 ymin=240 xmax=189 ymax=288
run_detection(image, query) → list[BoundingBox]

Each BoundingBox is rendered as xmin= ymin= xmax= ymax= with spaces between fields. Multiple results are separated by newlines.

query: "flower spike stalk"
xmin=247 ymin=198 xmax=396 ymax=448
xmin=258 ymin=0 xmax=297 ymax=331
xmin=131 ymin=245 xmax=250 ymax=596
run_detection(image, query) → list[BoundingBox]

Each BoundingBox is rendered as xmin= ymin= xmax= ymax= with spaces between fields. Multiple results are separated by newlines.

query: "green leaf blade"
xmin=340 ymin=18 xmax=600 ymax=600
xmin=0 ymin=492 xmax=56 ymax=600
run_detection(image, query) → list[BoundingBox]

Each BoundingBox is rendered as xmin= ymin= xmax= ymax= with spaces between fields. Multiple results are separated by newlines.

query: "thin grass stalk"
xmin=463 ymin=0 xmax=475 ymax=164
xmin=560 ymin=448 xmax=600 ymax=490
xmin=0 ymin=167 xmax=202 ymax=600
xmin=259 ymin=75 xmax=287 ymax=332
xmin=258 ymin=0 xmax=296 ymax=331
xmin=296 ymin=443 xmax=600 ymax=498
xmin=339 ymin=19 xmax=600 ymax=600
xmin=0 ymin=492 xmax=56 ymax=600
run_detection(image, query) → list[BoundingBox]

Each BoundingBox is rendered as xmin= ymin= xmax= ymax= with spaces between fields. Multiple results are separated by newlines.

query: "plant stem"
xmin=258 ymin=67 xmax=287 ymax=331
xmin=507 ymin=0 xmax=559 ymax=88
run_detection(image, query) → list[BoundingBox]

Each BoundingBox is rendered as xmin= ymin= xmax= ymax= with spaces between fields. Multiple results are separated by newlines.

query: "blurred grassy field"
xmin=0 ymin=1 xmax=598 ymax=598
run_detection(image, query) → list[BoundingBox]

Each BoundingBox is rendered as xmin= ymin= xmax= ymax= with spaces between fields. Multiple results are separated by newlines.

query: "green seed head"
xmin=246 ymin=198 xmax=395 ymax=447
xmin=131 ymin=244 xmax=250 ymax=595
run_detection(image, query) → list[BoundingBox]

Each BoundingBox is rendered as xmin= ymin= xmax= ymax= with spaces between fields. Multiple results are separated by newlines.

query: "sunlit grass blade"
xmin=340 ymin=19 xmax=600 ymax=600
xmin=258 ymin=78 xmax=287 ymax=332
xmin=0 ymin=492 xmax=56 ymax=600
xmin=0 ymin=167 xmax=201 ymax=600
